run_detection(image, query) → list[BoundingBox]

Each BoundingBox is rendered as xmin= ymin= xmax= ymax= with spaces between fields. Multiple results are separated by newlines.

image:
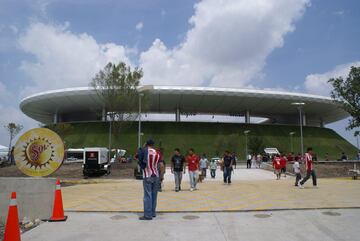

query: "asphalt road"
xmin=22 ymin=209 xmax=359 ymax=241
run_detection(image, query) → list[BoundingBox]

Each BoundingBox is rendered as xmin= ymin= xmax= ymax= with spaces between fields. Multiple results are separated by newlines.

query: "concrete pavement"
xmin=22 ymin=209 xmax=360 ymax=241
xmin=61 ymin=167 xmax=360 ymax=212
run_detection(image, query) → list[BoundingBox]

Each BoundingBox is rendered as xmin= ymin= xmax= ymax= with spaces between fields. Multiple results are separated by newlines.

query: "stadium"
xmin=20 ymin=86 xmax=356 ymax=159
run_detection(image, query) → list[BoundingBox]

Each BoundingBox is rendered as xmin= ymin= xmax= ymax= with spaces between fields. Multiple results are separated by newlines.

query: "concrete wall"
xmin=0 ymin=177 xmax=56 ymax=224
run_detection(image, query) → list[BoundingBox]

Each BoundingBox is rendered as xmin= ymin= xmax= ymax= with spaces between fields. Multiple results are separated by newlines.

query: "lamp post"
xmin=244 ymin=130 xmax=250 ymax=160
xmin=289 ymin=132 xmax=295 ymax=153
xmin=137 ymin=85 xmax=154 ymax=148
xmin=291 ymin=102 xmax=305 ymax=160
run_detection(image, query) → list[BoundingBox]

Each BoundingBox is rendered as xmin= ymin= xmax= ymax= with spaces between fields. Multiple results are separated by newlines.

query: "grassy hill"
xmin=59 ymin=121 xmax=357 ymax=161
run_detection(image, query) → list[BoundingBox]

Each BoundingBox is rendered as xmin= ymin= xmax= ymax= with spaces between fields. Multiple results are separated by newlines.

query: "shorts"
xmin=281 ymin=167 xmax=286 ymax=173
xmin=274 ymin=169 xmax=281 ymax=175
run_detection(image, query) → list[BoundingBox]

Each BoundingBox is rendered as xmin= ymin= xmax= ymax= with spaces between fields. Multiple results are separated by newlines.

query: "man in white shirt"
xmin=293 ymin=160 xmax=301 ymax=186
xmin=199 ymin=154 xmax=209 ymax=178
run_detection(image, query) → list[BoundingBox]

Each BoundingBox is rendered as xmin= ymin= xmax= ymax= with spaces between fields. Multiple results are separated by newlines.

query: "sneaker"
xmin=298 ymin=184 xmax=304 ymax=189
xmin=139 ymin=216 xmax=152 ymax=220
xmin=190 ymin=188 xmax=194 ymax=192
xmin=175 ymin=189 xmax=179 ymax=192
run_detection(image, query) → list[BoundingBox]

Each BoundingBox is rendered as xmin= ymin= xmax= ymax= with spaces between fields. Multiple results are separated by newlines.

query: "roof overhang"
xmin=20 ymin=86 xmax=349 ymax=125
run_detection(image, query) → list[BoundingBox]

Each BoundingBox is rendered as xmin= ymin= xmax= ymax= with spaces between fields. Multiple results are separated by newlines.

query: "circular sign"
xmin=14 ymin=128 xmax=65 ymax=177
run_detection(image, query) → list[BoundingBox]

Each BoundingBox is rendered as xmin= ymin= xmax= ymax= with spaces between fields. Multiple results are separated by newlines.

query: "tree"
xmin=248 ymin=136 xmax=264 ymax=154
xmin=90 ymin=62 xmax=143 ymax=156
xmin=4 ymin=122 xmax=23 ymax=151
xmin=47 ymin=123 xmax=74 ymax=148
xmin=328 ymin=66 xmax=360 ymax=130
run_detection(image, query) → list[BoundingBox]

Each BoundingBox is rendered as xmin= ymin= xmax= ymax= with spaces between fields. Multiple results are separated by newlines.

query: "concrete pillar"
xmin=245 ymin=110 xmax=250 ymax=124
xmin=175 ymin=108 xmax=181 ymax=122
xmin=302 ymin=113 xmax=307 ymax=126
xmin=53 ymin=112 xmax=58 ymax=124
xmin=102 ymin=107 xmax=107 ymax=121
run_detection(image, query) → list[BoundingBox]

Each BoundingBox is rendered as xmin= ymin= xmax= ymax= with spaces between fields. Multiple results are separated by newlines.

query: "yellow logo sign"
xmin=14 ymin=128 xmax=65 ymax=177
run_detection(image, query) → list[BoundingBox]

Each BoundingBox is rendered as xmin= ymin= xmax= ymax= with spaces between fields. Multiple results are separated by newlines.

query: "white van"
xmin=83 ymin=147 xmax=111 ymax=176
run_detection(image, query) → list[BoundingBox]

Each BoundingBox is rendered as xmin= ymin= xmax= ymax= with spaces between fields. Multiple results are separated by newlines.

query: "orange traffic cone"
xmin=49 ymin=179 xmax=67 ymax=222
xmin=3 ymin=192 xmax=21 ymax=241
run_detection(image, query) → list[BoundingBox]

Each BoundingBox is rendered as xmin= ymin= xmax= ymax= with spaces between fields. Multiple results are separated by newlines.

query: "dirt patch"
xmin=0 ymin=162 xmax=136 ymax=180
xmin=285 ymin=162 xmax=358 ymax=178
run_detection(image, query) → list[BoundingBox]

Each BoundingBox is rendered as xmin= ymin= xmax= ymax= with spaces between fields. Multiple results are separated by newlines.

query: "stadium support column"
xmin=302 ymin=113 xmax=307 ymax=126
xmin=245 ymin=110 xmax=250 ymax=124
xmin=102 ymin=107 xmax=106 ymax=121
xmin=175 ymin=108 xmax=181 ymax=122
xmin=53 ymin=112 xmax=58 ymax=124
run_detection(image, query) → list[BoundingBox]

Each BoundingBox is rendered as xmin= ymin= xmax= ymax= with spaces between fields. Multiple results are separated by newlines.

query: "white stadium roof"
xmin=20 ymin=86 xmax=348 ymax=126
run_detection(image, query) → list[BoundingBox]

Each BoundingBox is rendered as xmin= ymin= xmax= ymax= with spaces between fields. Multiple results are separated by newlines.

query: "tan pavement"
xmin=62 ymin=168 xmax=360 ymax=212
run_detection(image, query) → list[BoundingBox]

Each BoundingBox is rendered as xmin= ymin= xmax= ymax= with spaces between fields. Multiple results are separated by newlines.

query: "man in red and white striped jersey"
xmin=299 ymin=147 xmax=317 ymax=188
xmin=138 ymin=139 xmax=164 ymax=220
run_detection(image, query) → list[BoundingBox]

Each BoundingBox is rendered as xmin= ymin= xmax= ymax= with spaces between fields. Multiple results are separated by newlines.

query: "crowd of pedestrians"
xmin=137 ymin=137 xmax=320 ymax=221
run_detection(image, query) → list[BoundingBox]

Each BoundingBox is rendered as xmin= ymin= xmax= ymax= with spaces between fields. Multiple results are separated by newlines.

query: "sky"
xmin=0 ymin=0 xmax=359 ymax=149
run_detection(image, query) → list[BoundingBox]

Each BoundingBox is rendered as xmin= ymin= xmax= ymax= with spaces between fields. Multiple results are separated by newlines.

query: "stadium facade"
xmin=20 ymin=86 xmax=348 ymax=127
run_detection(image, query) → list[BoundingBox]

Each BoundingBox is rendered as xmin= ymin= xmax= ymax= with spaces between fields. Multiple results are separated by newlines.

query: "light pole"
xmin=291 ymin=102 xmax=305 ymax=160
xmin=137 ymin=85 xmax=154 ymax=148
xmin=244 ymin=130 xmax=250 ymax=160
xmin=289 ymin=132 xmax=295 ymax=153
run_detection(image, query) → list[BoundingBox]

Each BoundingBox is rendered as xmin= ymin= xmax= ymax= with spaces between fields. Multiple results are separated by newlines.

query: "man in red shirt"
xmin=299 ymin=147 xmax=317 ymax=188
xmin=273 ymin=154 xmax=282 ymax=180
xmin=280 ymin=154 xmax=287 ymax=178
xmin=287 ymin=152 xmax=294 ymax=163
xmin=186 ymin=148 xmax=199 ymax=191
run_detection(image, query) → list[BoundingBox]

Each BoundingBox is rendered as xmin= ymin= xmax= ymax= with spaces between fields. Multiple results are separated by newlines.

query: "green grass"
xmin=60 ymin=121 xmax=357 ymax=161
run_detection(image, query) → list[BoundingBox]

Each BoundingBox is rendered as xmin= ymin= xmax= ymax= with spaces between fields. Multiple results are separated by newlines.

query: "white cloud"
xmin=9 ymin=25 xmax=18 ymax=34
xmin=140 ymin=0 xmax=310 ymax=87
xmin=0 ymin=81 xmax=37 ymax=146
xmin=334 ymin=10 xmax=345 ymax=16
xmin=304 ymin=61 xmax=360 ymax=96
xmin=135 ymin=22 xmax=143 ymax=31
xmin=18 ymin=22 xmax=132 ymax=96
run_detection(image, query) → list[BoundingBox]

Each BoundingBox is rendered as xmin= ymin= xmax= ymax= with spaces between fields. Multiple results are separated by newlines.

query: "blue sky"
xmin=0 ymin=0 xmax=359 ymax=150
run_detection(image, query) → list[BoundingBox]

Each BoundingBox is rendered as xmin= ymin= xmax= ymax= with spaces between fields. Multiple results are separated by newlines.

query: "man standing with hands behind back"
xmin=138 ymin=139 xmax=164 ymax=220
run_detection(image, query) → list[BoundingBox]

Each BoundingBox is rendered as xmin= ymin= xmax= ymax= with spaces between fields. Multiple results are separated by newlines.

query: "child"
xmin=210 ymin=159 xmax=217 ymax=178
xmin=293 ymin=159 xmax=301 ymax=186
xmin=273 ymin=154 xmax=282 ymax=180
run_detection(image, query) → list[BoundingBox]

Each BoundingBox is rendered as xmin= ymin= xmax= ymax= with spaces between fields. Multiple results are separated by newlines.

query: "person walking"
xmin=251 ymin=153 xmax=256 ymax=168
xmin=186 ymin=148 xmax=200 ymax=191
xmin=256 ymin=153 xmax=262 ymax=168
xmin=273 ymin=154 xmax=282 ymax=180
xmin=223 ymin=151 xmax=234 ymax=184
xmin=157 ymin=148 xmax=165 ymax=192
xmin=246 ymin=153 xmax=252 ymax=168
xmin=171 ymin=148 xmax=186 ymax=192
xmin=209 ymin=158 xmax=217 ymax=178
xmin=138 ymin=139 xmax=164 ymax=220
xmin=293 ymin=158 xmax=301 ymax=186
xmin=232 ymin=153 xmax=237 ymax=169
xmin=280 ymin=154 xmax=287 ymax=178
xmin=298 ymin=147 xmax=317 ymax=188
xmin=199 ymin=154 xmax=208 ymax=178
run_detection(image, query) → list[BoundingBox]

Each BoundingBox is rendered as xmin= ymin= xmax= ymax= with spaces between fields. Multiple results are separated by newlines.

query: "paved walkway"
xmin=23 ymin=209 xmax=360 ymax=241
xmin=62 ymin=167 xmax=360 ymax=212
